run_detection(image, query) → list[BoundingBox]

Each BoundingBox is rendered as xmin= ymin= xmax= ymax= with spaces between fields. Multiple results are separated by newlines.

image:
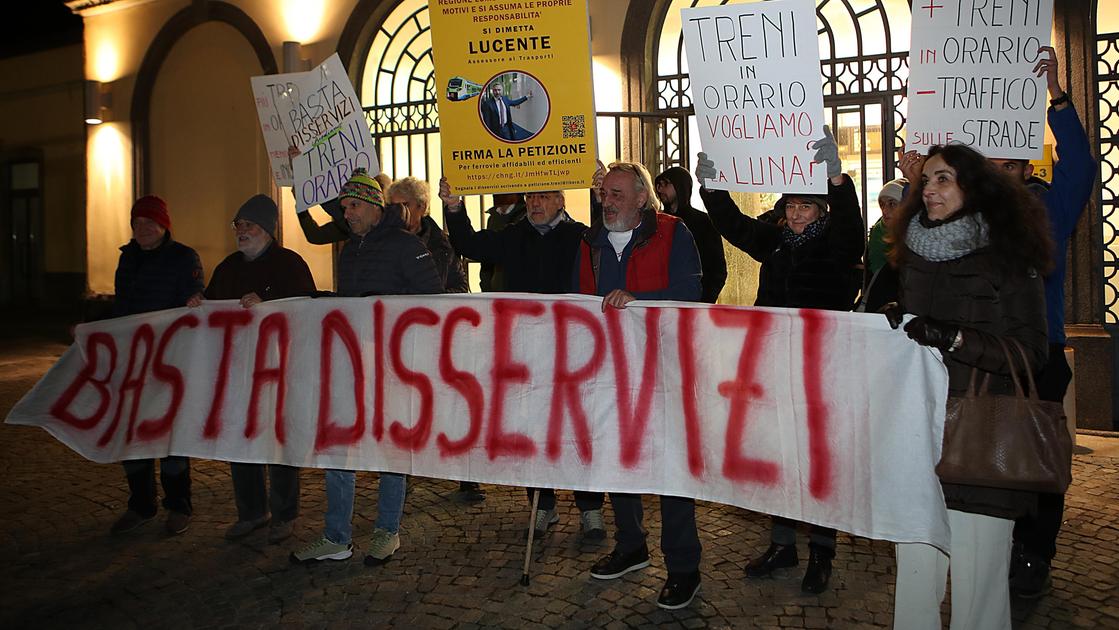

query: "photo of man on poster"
xmin=480 ymin=74 xmax=547 ymax=141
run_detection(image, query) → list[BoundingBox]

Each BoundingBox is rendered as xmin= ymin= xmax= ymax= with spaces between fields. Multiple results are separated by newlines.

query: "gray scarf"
xmin=905 ymin=211 xmax=990 ymax=262
xmin=531 ymin=209 xmax=571 ymax=235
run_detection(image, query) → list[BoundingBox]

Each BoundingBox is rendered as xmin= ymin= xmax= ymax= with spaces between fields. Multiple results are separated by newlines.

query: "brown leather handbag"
xmin=936 ymin=339 xmax=1073 ymax=493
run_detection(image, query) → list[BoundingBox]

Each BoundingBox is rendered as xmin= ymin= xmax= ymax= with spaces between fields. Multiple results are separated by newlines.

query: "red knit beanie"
xmin=131 ymin=195 xmax=172 ymax=232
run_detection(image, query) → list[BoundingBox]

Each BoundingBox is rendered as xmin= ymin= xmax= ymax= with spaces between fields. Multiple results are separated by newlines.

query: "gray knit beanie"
xmin=234 ymin=194 xmax=278 ymax=237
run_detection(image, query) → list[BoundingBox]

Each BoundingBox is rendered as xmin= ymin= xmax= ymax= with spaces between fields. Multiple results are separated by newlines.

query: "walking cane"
xmin=521 ymin=489 xmax=541 ymax=586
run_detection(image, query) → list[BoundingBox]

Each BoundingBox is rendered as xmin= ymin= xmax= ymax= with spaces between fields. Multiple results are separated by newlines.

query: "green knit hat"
xmin=339 ymin=168 xmax=384 ymax=207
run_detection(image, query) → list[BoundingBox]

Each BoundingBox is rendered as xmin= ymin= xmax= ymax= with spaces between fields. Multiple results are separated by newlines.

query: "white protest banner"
xmin=907 ymin=0 xmax=1054 ymax=158
xmin=5 ymin=295 xmax=950 ymax=550
xmin=288 ymin=54 xmax=379 ymax=212
xmin=682 ymin=0 xmax=826 ymax=193
xmin=250 ymin=71 xmax=306 ymax=187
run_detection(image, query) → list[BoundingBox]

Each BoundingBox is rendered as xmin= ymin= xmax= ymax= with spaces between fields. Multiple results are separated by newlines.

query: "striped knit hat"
xmin=339 ymin=168 xmax=384 ymax=207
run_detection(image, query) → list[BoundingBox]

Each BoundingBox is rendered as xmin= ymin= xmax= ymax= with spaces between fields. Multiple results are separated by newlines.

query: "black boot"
xmin=1010 ymin=552 xmax=1052 ymax=599
xmin=745 ymin=543 xmax=797 ymax=578
xmin=801 ymin=545 xmax=833 ymax=594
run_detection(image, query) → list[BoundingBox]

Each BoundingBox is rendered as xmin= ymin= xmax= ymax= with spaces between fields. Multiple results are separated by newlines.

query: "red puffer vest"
xmin=578 ymin=211 xmax=678 ymax=294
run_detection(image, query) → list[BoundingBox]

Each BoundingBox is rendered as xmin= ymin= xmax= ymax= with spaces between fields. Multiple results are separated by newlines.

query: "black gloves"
xmin=879 ymin=302 xmax=905 ymax=330
xmin=903 ymin=316 xmax=960 ymax=352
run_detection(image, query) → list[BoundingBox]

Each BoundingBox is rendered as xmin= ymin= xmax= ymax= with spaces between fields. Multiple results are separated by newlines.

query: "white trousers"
xmin=893 ymin=509 xmax=1014 ymax=630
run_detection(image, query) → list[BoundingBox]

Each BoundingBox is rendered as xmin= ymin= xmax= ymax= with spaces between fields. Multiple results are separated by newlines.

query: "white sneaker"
xmin=288 ymin=536 xmax=353 ymax=563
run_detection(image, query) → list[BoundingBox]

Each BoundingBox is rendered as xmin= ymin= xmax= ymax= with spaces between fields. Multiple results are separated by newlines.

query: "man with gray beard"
xmin=187 ymin=194 xmax=315 ymax=544
xmin=574 ymin=161 xmax=703 ymax=610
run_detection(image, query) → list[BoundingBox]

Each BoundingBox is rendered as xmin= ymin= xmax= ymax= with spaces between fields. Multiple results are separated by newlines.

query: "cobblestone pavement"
xmin=1 ymin=336 xmax=1117 ymax=629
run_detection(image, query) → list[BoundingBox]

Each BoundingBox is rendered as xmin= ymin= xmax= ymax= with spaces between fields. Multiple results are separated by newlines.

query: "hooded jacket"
xmin=655 ymin=167 xmax=729 ymax=303
xmin=336 ymin=204 xmax=442 ymax=297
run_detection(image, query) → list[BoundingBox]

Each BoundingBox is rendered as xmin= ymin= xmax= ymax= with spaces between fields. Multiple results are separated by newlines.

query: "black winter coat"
xmin=336 ymin=205 xmax=443 ymax=297
xmin=446 ymin=207 xmax=586 ymax=294
xmin=900 ymin=241 xmax=1048 ymax=519
xmin=701 ymin=174 xmax=865 ymax=311
xmin=113 ymin=234 xmax=204 ymax=316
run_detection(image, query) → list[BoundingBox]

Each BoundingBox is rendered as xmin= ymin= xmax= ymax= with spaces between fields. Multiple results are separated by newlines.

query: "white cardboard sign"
xmin=682 ymin=0 xmax=827 ymax=193
xmin=284 ymin=54 xmax=379 ymax=211
xmin=906 ymin=0 xmax=1054 ymax=158
xmin=250 ymin=71 xmax=305 ymax=187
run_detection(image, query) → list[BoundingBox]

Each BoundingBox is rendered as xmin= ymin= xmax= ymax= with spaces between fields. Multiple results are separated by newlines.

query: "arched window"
xmin=1096 ymin=1 xmax=1119 ymax=323
xmin=654 ymin=0 xmax=912 ymax=227
xmin=360 ymin=1 xmax=438 ymax=184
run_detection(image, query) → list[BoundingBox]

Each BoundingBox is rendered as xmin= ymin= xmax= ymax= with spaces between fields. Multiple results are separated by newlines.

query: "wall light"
xmin=283 ymin=41 xmax=311 ymax=73
xmin=85 ymin=80 xmax=112 ymax=125
xmin=282 ymin=0 xmax=324 ymax=43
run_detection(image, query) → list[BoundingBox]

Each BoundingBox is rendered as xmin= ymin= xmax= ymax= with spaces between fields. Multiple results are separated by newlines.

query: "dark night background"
xmin=1 ymin=1 xmax=83 ymax=59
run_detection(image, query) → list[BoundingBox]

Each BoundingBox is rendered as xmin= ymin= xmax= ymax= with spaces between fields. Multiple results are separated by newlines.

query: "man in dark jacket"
xmin=187 ymin=194 xmax=315 ymax=544
xmin=654 ymin=167 xmax=728 ymax=303
xmin=290 ymin=168 xmax=441 ymax=567
xmin=577 ymin=161 xmax=703 ymax=611
xmin=988 ymin=47 xmax=1096 ymax=600
xmin=441 ymin=180 xmax=604 ymax=535
xmin=110 ymin=195 xmax=203 ymax=536
xmin=444 ymin=184 xmax=585 ymax=295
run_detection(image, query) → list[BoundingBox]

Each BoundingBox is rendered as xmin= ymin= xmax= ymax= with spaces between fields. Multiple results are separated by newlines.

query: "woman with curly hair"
xmin=889 ymin=144 xmax=1053 ymax=630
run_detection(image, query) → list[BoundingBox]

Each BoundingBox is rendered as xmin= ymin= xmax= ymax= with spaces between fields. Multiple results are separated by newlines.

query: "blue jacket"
xmin=1036 ymin=105 xmax=1095 ymax=344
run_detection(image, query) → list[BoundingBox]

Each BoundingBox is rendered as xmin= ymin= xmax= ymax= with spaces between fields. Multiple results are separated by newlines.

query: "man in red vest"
xmin=574 ymin=160 xmax=703 ymax=609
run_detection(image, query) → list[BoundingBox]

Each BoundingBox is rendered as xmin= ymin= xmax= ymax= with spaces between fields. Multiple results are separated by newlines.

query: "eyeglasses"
xmin=231 ymin=220 xmax=259 ymax=232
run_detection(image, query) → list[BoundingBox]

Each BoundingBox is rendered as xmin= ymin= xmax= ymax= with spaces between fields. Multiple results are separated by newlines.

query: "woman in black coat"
xmin=888 ymin=144 xmax=1051 ymax=630
xmin=696 ymin=127 xmax=865 ymax=594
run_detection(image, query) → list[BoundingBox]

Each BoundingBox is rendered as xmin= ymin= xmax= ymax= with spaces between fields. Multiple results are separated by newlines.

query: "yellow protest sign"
xmin=429 ymin=0 xmax=598 ymax=194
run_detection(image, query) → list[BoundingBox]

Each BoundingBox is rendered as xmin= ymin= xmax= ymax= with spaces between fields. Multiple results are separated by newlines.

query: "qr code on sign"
xmin=562 ymin=115 xmax=585 ymax=138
